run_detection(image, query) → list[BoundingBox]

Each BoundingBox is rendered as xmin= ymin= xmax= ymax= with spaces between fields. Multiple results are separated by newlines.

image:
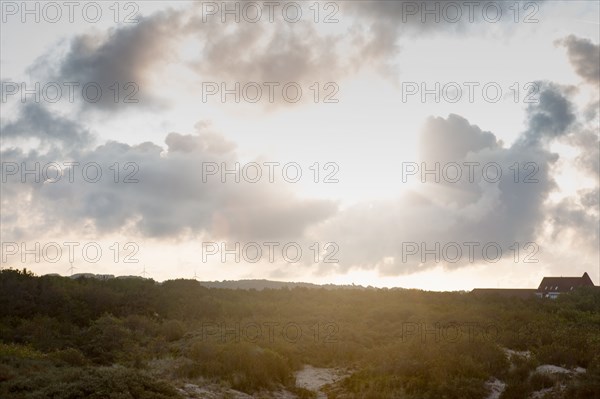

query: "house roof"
xmin=537 ymin=272 xmax=595 ymax=293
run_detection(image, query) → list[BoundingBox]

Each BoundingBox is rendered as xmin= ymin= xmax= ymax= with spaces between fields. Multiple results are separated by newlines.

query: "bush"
xmin=563 ymin=359 xmax=600 ymax=398
xmin=161 ymin=320 xmax=185 ymax=342
xmin=529 ymin=371 xmax=555 ymax=391
xmin=500 ymin=382 xmax=532 ymax=399
xmin=80 ymin=315 xmax=133 ymax=364
xmin=1 ymin=366 xmax=181 ymax=399
xmin=51 ymin=348 xmax=88 ymax=367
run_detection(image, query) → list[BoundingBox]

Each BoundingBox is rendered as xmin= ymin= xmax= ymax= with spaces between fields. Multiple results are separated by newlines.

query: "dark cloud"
xmin=1 ymin=115 xmax=337 ymax=241
xmin=342 ymin=1 xmax=549 ymax=71
xmin=0 ymin=103 xmax=94 ymax=150
xmin=26 ymin=5 xmax=344 ymax=110
xmin=557 ymin=35 xmax=600 ymax=85
xmin=520 ymin=83 xmax=577 ymax=145
xmin=31 ymin=9 xmax=183 ymax=111
xmin=23 ymin=1 xmax=555 ymax=108
xmin=28 ymin=0 xmax=545 ymax=110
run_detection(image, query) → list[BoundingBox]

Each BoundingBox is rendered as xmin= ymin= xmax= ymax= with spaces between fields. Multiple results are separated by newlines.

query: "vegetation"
xmin=1 ymin=268 xmax=599 ymax=398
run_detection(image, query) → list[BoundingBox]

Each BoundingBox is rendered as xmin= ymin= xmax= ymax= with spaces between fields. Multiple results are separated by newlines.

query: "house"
xmin=472 ymin=272 xmax=596 ymax=299
xmin=535 ymin=272 xmax=595 ymax=299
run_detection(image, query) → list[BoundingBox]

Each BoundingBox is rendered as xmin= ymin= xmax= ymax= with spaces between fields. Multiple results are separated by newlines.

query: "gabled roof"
xmin=537 ymin=272 xmax=595 ymax=292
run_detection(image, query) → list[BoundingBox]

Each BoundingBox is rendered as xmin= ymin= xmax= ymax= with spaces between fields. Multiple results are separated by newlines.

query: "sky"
xmin=1 ymin=0 xmax=599 ymax=290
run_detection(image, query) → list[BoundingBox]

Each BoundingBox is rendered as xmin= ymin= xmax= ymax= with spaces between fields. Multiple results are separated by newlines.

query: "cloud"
xmin=544 ymin=37 xmax=600 ymax=252
xmin=567 ymin=128 xmax=600 ymax=179
xmin=28 ymin=0 xmax=547 ymax=110
xmin=24 ymin=4 xmax=345 ymax=110
xmin=549 ymin=188 xmax=599 ymax=251
xmin=185 ymin=19 xmax=343 ymax=84
xmin=2 ymin=3 xmax=597 ymax=279
xmin=4 ymin=83 xmax=592 ymax=274
xmin=1 ymin=115 xmax=337 ymax=241
xmin=341 ymin=1 xmax=549 ymax=72
xmin=311 ymin=83 xmax=587 ymax=276
xmin=0 ymin=103 xmax=94 ymax=150
xmin=29 ymin=9 xmax=183 ymax=111
xmin=24 ymin=1 xmax=555 ymax=110
xmin=548 ymin=36 xmax=599 ymax=250
xmin=419 ymin=113 xmax=499 ymax=162
xmin=556 ymin=35 xmax=600 ymax=85
xmin=520 ymin=83 xmax=577 ymax=145
xmin=556 ymin=36 xmax=600 ymax=123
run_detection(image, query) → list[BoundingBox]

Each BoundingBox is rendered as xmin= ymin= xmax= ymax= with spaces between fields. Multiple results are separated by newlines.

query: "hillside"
xmin=1 ymin=268 xmax=599 ymax=398
xmin=58 ymin=274 xmax=370 ymax=291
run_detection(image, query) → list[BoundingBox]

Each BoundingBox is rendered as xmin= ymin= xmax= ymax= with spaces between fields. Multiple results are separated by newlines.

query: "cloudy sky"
xmin=1 ymin=0 xmax=599 ymax=290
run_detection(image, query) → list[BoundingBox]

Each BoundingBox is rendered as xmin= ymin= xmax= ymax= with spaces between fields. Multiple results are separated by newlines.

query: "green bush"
xmin=563 ymin=358 xmax=600 ymax=398
xmin=529 ymin=371 xmax=555 ymax=391
xmin=1 ymin=366 xmax=181 ymax=399
xmin=80 ymin=315 xmax=133 ymax=364
xmin=500 ymin=382 xmax=532 ymax=399
xmin=161 ymin=320 xmax=185 ymax=342
xmin=50 ymin=348 xmax=88 ymax=367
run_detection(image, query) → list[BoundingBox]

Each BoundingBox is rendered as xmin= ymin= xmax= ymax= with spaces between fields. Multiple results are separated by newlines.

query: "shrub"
xmin=1 ymin=366 xmax=181 ymax=399
xmin=529 ymin=371 xmax=555 ymax=391
xmin=51 ymin=348 xmax=88 ymax=367
xmin=161 ymin=320 xmax=185 ymax=342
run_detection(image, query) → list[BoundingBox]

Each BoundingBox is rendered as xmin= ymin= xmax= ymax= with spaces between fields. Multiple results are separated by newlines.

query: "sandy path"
xmin=295 ymin=365 xmax=347 ymax=398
